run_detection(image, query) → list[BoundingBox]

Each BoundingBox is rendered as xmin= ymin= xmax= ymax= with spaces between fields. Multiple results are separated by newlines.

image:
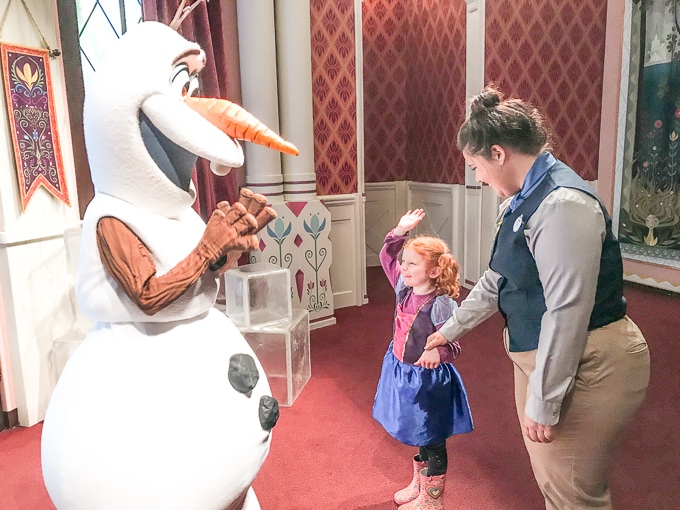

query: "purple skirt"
xmin=372 ymin=343 xmax=473 ymax=446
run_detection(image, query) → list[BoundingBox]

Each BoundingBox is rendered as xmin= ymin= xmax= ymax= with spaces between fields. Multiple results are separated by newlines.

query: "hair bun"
xmin=470 ymin=87 xmax=503 ymax=114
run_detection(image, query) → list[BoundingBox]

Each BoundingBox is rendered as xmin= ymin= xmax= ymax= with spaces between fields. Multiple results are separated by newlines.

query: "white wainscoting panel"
xmin=321 ymin=193 xmax=366 ymax=309
xmin=364 ymin=182 xmax=408 ymax=267
xmin=408 ymin=182 xmax=466 ymax=280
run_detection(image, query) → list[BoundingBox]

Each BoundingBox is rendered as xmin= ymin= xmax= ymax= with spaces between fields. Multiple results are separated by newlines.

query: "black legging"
xmin=418 ymin=441 xmax=447 ymax=476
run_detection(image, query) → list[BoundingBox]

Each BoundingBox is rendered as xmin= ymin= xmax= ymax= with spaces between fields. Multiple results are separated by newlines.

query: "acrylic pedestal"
xmin=222 ymin=262 xmax=310 ymax=406
xmin=223 ymin=262 xmax=292 ymax=328
xmin=238 ymin=309 xmax=310 ymax=407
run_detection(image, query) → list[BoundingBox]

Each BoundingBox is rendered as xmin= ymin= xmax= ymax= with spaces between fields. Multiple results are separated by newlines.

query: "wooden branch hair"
xmin=169 ymin=0 xmax=209 ymax=30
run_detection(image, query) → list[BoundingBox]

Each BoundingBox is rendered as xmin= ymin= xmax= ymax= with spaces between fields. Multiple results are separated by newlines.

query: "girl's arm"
xmin=379 ymin=209 xmax=426 ymax=288
xmin=379 ymin=230 xmax=408 ymax=289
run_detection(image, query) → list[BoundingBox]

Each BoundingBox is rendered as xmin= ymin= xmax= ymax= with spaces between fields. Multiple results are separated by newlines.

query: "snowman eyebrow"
xmin=172 ymin=49 xmax=205 ymax=68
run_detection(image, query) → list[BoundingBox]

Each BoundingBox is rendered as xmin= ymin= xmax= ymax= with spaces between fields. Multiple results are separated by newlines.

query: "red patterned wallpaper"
xmin=363 ymin=0 xmax=466 ymax=185
xmin=310 ymin=0 xmax=358 ymax=195
xmin=315 ymin=0 xmax=604 ymax=190
xmin=362 ymin=0 xmax=409 ymax=183
xmin=406 ymin=0 xmax=466 ymax=185
xmin=485 ymin=0 xmax=607 ymax=181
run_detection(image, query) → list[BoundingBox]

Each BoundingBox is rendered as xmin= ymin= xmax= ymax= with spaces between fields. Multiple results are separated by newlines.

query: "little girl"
xmin=373 ymin=209 xmax=473 ymax=510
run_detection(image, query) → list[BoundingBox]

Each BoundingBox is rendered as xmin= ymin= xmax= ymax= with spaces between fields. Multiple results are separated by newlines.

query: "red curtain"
xmin=141 ymin=0 xmax=237 ymax=220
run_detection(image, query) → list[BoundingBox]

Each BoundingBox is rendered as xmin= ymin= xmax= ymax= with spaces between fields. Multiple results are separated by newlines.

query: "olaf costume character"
xmin=41 ymin=21 xmax=298 ymax=510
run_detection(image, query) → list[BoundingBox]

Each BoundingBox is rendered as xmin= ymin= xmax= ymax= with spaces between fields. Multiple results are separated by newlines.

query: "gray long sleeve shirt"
xmin=439 ymin=187 xmax=606 ymax=425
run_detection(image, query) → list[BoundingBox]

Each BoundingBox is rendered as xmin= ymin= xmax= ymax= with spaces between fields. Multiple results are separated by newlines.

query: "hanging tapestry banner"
xmin=617 ymin=0 xmax=680 ymax=265
xmin=1 ymin=43 xmax=70 ymax=210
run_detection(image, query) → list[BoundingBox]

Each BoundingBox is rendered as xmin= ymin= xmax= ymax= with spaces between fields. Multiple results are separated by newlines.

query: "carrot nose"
xmin=185 ymin=96 xmax=299 ymax=156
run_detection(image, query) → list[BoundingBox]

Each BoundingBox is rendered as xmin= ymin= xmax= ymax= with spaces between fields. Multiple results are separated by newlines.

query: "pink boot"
xmin=398 ymin=469 xmax=446 ymax=509
xmin=394 ymin=457 xmax=428 ymax=505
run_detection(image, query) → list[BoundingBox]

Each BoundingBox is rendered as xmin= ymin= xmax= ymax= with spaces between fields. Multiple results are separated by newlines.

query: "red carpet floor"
xmin=1 ymin=267 xmax=678 ymax=509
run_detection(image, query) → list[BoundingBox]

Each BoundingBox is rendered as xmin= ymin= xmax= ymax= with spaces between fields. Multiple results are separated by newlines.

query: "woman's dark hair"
xmin=457 ymin=85 xmax=552 ymax=158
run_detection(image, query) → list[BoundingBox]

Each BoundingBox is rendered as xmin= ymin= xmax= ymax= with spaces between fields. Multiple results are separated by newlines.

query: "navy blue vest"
xmin=489 ymin=161 xmax=627 ymax=352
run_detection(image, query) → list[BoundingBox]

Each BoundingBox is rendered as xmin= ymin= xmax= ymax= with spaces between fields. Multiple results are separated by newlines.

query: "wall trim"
xmin=624 ymin=273 xmax=680 ymax=294
xmin=1 ymin=408 xmax=19 ymax=430
xmin=365 ymin=182 xmax=408 ymax=268
xmin=354 ymin=0 xmax=365 ymax=195
xmin=319 ymin=192 xmax=366 ymax=308
xmin=0 ymin=221 xmax=82 ymax=247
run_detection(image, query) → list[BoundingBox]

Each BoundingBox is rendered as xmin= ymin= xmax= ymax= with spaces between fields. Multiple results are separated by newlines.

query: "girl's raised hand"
xmin=394 ymin=209 xmax=425 ymax=236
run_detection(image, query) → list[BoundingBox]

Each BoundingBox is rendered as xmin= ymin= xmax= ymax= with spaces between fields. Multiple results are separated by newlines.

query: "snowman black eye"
xmin=170 ymin=63 xmax=199 ymax=98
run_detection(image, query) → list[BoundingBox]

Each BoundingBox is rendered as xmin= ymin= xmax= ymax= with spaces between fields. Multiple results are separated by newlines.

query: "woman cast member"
xmin=426 ymin=86 xmax=650 ymax=509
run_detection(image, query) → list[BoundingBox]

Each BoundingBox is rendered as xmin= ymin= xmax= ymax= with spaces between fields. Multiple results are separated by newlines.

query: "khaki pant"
xmin=506 ymin=316 xmax=650 ymax=509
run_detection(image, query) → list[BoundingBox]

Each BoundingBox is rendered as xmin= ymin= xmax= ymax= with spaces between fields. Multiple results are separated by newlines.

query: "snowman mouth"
xmin=139 ymin=110 xmax=198 ymax=192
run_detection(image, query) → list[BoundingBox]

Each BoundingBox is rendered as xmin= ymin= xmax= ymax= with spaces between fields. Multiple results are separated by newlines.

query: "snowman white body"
xmin=41 ymin=23 xmax=274 ymax=510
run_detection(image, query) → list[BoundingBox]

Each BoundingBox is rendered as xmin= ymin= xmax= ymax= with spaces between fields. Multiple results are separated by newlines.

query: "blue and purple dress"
xmin=372 ymin=230 xmax=473 ymax=447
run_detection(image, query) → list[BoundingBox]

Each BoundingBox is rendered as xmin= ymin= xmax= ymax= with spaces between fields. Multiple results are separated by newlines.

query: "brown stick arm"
xmin=95 ymin=189 xmax=276 ymax=314
xmin=96 ymin=216 xmax=211 ymax=316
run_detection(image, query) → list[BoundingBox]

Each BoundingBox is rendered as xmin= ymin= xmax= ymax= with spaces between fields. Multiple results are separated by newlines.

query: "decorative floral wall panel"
xmin=485 ymin=0 xmax=607 ymax=181
xmin=250 ymin=200 xmax=334 ymax=323
xmin=310 ymin=0 xmax=358 ymax=196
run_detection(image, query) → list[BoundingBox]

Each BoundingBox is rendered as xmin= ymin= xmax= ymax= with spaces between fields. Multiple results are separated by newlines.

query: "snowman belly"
xmin=42 ymin=309 xmax=272 ymax=510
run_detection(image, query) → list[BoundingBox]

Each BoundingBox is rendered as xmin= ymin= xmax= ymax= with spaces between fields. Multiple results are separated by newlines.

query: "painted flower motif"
xmin=670 ymin=131 xmax=678 ymax=142
xmin=307 ymin=281 xmax=315 ymax=290
xmin=303 ymin=214 xmax=327 ymax=237
xmin=266 ymin=217 xmax=292 ymax=242
xmin=24 ymin=106 xmax=42 ymax=126
xmin=319 ymin=278 xmax=327 ymax=290
xmin=16 ymin=62 xmax=38 ymax=90
xmin=675 ymin=108 xmax=680 ymax=119
xmin=643 ymin=161 xmax=649 ymax=168
xmin=654 ymin=120 xmax=663 ymax=129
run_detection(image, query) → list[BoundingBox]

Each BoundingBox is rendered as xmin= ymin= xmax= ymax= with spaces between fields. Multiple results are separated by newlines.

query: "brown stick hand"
xmin=237 ymin=188 xmax=278 ymax=234
xmin=199 ymin=201 xmax=258 ymax=264
xmin=213 ymin=189 xmax=278 ymax=275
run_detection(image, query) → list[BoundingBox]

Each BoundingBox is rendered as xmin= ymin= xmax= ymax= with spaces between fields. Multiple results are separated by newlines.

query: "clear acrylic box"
xmin=239 ymin=309 xmax=311 ymax=407
xmin=223 ymin=262 xmax=292 ymax=327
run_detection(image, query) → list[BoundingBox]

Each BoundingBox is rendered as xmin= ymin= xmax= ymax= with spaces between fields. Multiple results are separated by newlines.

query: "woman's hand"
xmin=522 ymin=414 xmax=556 ymax=443
xmin=415 ymin=347 xmax=441 ymax=369
xmin=425 ymin=330 xmax=448 ymax=351
xmin=394 ymin=209 xmax=425 ymax=236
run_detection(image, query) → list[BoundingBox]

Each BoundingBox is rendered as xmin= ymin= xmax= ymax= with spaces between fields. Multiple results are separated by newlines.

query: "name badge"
xmin=513 ymin=214 xmax=524 ymax=232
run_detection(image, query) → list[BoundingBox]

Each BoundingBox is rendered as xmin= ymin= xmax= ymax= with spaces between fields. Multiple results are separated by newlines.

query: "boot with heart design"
xmin=398 ymin=469 xmax=446 ymax=509
xmin=394 ymin=456 xmax=428 ymax=505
